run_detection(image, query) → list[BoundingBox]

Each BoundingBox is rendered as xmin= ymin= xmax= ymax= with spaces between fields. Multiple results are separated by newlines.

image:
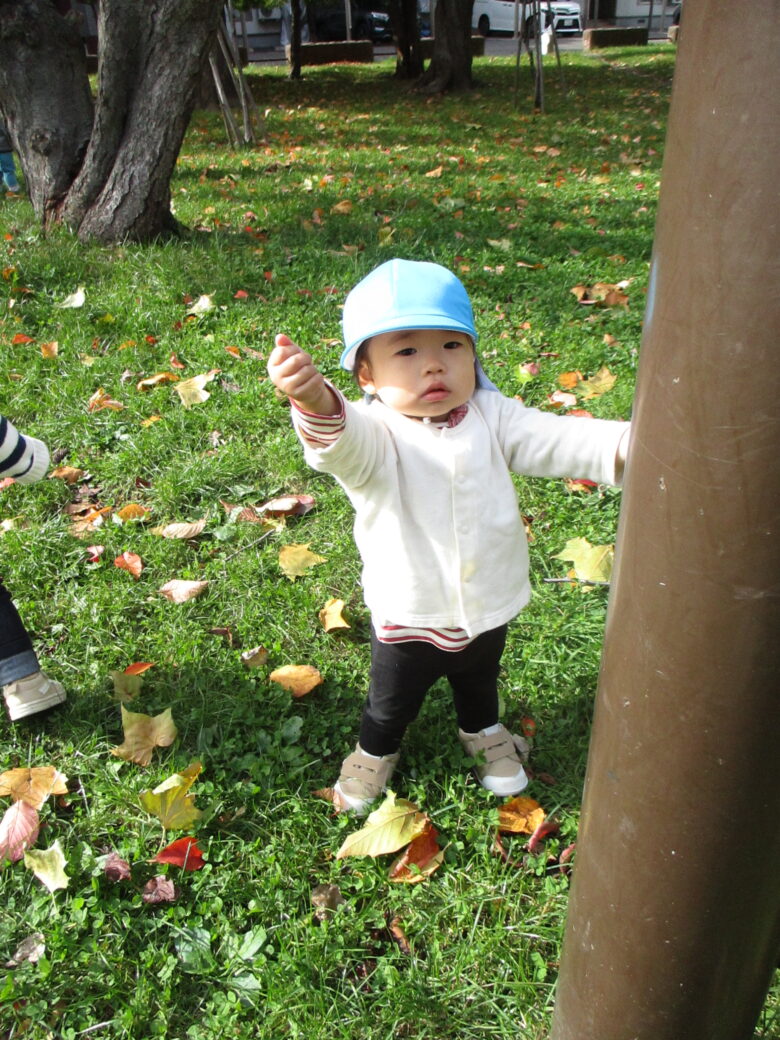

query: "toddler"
xmin=0 ymin=121 xmax=21 ymax=196
xmin=268 ymin=259 xmax=629 ymax=813
xmin=1 ymin=415 xmax=66 ymax=719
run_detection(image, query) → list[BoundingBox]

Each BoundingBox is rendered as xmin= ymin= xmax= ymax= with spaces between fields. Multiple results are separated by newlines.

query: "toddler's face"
xmin=356 ymin=328 xmax=476 ymax=421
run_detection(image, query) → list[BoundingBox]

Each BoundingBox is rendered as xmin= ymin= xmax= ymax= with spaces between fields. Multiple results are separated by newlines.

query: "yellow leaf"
xmin=279 ymin=543 xmax=326 ymax=581
xmin=318 ymin=598 xmax=350 ymax=633
xmin=497 ymin=796 xmax=546 ymax=835
xmin=578 ymin=366 xmax=617 ymax=400
xmin=174 ymin=369 xmax=219 ymax=408
xmin=551 ymin=537 xmax=614 ymax=584
xmin=158 ymin=579 xmax=209 ymax=604
xmin=269 ymin=665 xmax=323 ymax=697
xmin=55 ymin=286 xmax=85 ymax=309
xmin=424 ymin=165 xmax=444 ymax=178
xmin=337 ymin=792 xmax=429 ymax=859
xmin=24 ymin=840 xmax=69 ymax=892
xmin=241 ymin=646 xmax=269 ymax=669
xmin=110 ymin=705 xmax=178 ymax=767
xmin=0 ymin=767 xmax=68 ymax=809
xmin=114 ymin=503 xmax=150 ymax=523
xmin=136 ymin=371 xmax=180 ymax=392
xmin=185 ymin=294 xmax=215 ymax=317
xmin=139 ymin=762 xmax=203 ymax=831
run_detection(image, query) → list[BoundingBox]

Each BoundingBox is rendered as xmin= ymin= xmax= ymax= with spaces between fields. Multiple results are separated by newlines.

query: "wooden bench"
xmin=583 ymin=27 xmax=649 ymax=50
xmin=286 ymin=40 xmax=374 ymax=65
xmin=418 ymin=35 xmax=486 ymax=60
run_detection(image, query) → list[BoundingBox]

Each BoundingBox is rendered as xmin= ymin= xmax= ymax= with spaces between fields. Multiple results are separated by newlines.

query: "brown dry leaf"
xmin=260 ymin=494 xmax=315 ymax=517
xmin=158 ymin=579 xmax=209 ymax=604
xmin=312 ymin=786 xmax=351 ymax=812
xmin=557 ymin=371 xmax=582 ymax=390
xmin=48 ymin=466 xmax=86 ymax=484
xmin=151 ymin=519 xmax=207 ymax=539
xmin=388 ymin=822 xmax=444 ymax=884
xmin=578 ymin=366 xmax=617 ymax=400
xmin=174 ymin=369 xmax=220 ymax=408
xmin=5 ymin=933 xmax=46 ymax=967
xmin=311 ymin=883 xmax=346 ymax=921
xmin=87 ymin=388 xmax=125 ymax=412
xmin=241 ymin=646 xmax=269 ymax=669
xmin=136 ymin=372 xmax=180 ymax=392
xmin=279 ymin=543 xmax=326 ymax=581
xmin=0 ymin=767 xmax=68 ymax=809
xmin=142 ymin=875 xmax=179 ymax=904
xmin=103 ymin=852 xmax=132 ymax=882
xmin=114 ymin=551 xmax=143 ymax=579
xmin=498 ymin=795 xmax=546 ymax=835
xmin=425 ymin=165 xmax=444 ymax=178
xmin=110 ymin=705 xmax=178 ymax=767
xmin=319 ymin=598 xmax=350 ymax=633
xmin=269 ymin=664 xmax=323 ymax=698
xmin=330 ymin=199 xmax=353 ymax=215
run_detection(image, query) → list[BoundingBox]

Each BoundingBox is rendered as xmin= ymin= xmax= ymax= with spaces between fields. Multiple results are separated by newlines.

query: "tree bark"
xmin=389 ymin=0 xmax=424 ymax=79
xmin=0 ymin=0 xmax=223 ymax=243
xmin=419 ymin=0 xmax=474 ymax=92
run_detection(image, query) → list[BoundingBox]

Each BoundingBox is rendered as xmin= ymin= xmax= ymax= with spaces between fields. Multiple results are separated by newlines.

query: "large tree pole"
xmin=550 ymin=3 xmax=780 ymax=1038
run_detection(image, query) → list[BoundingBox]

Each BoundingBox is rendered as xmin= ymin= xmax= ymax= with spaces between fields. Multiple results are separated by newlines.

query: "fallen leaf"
xmin=551 ymin=537 xmax=614 ymax=584
xmin=86 ymin=544 xmax=105 ymax=562
xmin=311 ymin=883 xmax=346 ymax=921
xmin=151 ymin=519 xmax=207 ymax=539
xmin=5 ymin=933 xmax=45 ymax=968
xmin=319 ymin=598 xmax=350 ymax=632
xmin=55 ymin=286 xmax=86 ymax=309
xmin=337 ymin=791 xmax=429 ymax=859
xmin=279 ymin=543 xmax=326 ymax=581
xmin=241 ymin=646 xmax=269 ymax=669
xmin=578 ymin=366 xmax=616 ymax=400
xmin=185 ymin=294 xmax=215 ymax=317
xmin=103 ymin=852 xmax=132 ymax=881
xmin=312 ymin=787 xmax=351 ymax=812
xmin=0 ymin=767 xmax=68 ymax=809
xmin=24 ymin=840 xmax=69 ymax=892
xmin=114 ymin=551 xmax=143 ymax=579
xmin=139 ymin=762 xmax=203 ymax=831
xmin=498 ymin=796 xmax=546 ymax=835
xmin=11 ymin=333 xmax=35 ymax=345
xmin=386 ymin=916 xmax=412 ymax=954
xmin=174 ymin=370 xmax=220 ymax=408
xmin=424 ymin=165 xmax=444 ymax=178
xmin=565 ymin=478 xmax=598 ymax=494
xmin=109 ymin=663 xmax=154 ymax=703
xmin=158 ymin=579 xmax=209 ymax=604
xmin=110 ymin=705 xmax=178 ymax=766
xmin=269 ymin=665 xmax=323 ymax=698
xmin=557 ymin=370 xmax=582 ymax=390
xmin=330 ymin=199 xmax=353 ymax=214
xmin=0 ymin=801 xmax=39 ymax=862
xmin=388 ymin=822 xmax=444 ymax=884
xmin=142 ymin=875 xmax=179 ymax=904
xmin=87 ymin=388 xmax=124 ymax=412
xmin=260 ymin=494 xmax=315 ymax=517
xmin=547 ymin=390 xmax=578 ymax=409
xmin=114 ymin=503 xmax=150 ymax=523
xmin=136 ymin=372 xmax=180 ymax=392
xmin=153 ymin=836 xmax=205 ymax=871
xmin=527 ymin=817 xmax=561 ymax=855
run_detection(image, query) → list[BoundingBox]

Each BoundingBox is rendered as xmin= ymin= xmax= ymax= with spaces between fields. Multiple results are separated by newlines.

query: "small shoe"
xmin=334 ymin=743 xmax=400 ymax=815
xmin=3 ymin=671 xmax=66 ymax=721
xmin=459 ymin=723 xmax=529 ymax=797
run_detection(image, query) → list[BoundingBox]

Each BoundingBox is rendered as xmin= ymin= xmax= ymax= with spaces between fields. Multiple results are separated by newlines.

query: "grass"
xmin=0 ymin=46 xmax=777 ymax=1040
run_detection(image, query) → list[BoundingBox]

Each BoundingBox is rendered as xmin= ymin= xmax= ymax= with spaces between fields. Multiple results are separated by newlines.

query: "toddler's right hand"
xmin=268 ymin=334 xmax=336 ymax=415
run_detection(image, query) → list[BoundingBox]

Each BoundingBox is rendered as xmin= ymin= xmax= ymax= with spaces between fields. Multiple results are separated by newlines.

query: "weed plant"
xmin=0 ymin=47 xmax=776 ymax=1040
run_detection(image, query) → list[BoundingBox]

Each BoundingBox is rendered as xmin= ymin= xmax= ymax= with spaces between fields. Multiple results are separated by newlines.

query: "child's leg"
xmin=446 ymin=624 xmax=508 ymax=733
xmin=0 ymin=152 xmax=20 ymax=192
xmin=0 ymin=580 xmax=39 ymax=686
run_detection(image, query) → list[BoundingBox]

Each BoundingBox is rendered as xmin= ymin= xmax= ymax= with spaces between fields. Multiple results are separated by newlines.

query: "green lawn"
xmin=0 ymin=47 xmax=776 ymax=1040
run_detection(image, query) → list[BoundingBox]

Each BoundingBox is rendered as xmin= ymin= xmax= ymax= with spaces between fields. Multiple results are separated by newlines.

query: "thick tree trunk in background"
xmin=419 ymin=0 xmax=474 ymax=92
xmin=389 ymin=0 xmax=424 ymax=79
xmin=0 ymin=0 xmax=93 ymax=222
xmin=0 ymin=0 xmax=222 ymax=243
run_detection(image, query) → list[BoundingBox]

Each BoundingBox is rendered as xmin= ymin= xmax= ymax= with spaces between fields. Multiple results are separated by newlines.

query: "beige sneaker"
xmin=3 ymin=671 xmax=66 ymax=721
xmin=334 ymin=744 xmax=400 ymax=815
xmin=459 ymin=723 xmax=529 ymax=796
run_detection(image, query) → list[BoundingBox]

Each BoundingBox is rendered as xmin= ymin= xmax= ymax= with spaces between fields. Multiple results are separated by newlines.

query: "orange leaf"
xmin=114 ymin=551 xmax=143 ymax=578
xmin=497 ymin=796 xmax=546 ymax=835
xmin=388 ymin=823 xmax=444 ymax=884
xmin=557 ymin=371 xmax=582 ymax=390
xmin=269 ymin=665 xmax=323 ymax=698
xmin=11 ymin=333 xmax=35 ymax=345
xmin=114 ymin=503 xmax=150 ymax=523
xmin=124 ymin=662 xmax=155 ymax=676
xmin=136 ymin=372 xmax=180 ymax=392
xmin=48 ymin=466 xmax=86 ymax=484
xmin=153 ymin=836 xmax=205 ymax=871
xmin=0 ymin=767 xmax=68 ymax=809
xmin=41 ymin=341 xmax=59 ymax=358
xmin=88 ymin=388 xmax=124 ymax=412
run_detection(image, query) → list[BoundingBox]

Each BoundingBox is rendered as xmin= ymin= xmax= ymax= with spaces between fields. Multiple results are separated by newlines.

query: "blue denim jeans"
xmin=0 ymin=580 xmax=38 ymax=685
xmin=0 ymin=151 xmax=20 ymax=192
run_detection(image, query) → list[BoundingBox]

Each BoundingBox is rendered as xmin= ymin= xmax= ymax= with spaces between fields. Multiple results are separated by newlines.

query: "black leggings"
xmin=0 ymin=579 xmax=38 ymax=686
xmin=358 ymin=624 xmax=508 ymax=756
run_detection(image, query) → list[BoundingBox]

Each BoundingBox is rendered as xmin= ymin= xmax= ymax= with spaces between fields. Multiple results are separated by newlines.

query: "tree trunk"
xmin=419 ymin=0 xmax=474 ymax=92
xmin=0 ymin=0 xmax=222 ymax=243
xmin=389 ymin=0 xmax=424 ymax=79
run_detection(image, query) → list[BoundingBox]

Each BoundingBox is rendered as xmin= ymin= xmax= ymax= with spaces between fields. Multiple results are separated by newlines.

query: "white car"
xmin=472 ymin=0 xmax=582 ymax=36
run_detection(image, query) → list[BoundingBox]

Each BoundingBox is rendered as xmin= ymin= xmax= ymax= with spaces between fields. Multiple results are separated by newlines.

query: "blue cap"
xmin=340 ymin=259 xmax=478 ymax=371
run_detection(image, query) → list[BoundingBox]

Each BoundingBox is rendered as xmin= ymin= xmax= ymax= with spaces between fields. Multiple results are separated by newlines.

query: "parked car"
xmin=311 ymin=4 xmax=391 ymax=41
xmin=472 ymin=0 xmax=582 ymax=37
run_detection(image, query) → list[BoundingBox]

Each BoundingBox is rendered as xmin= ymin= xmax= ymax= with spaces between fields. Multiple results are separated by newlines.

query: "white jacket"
xmin=296 ymin=389 xmax=628 ymax=637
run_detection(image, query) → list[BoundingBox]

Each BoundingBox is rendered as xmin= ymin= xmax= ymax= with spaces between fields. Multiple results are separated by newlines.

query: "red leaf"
xmin=527 ymin=818 xmax=560 ymax=856
xmin=124 ymin=662 xmax=155 ymax=676
xmin=233 ymin=290 xmax=249 ymax=299
xmin=153 ymin=836 xmax=205 ymax=871
xmin=114 ymin=551 xmax=143 ymax=578
xmin=12 ymin=333 xmax=35 ymax=345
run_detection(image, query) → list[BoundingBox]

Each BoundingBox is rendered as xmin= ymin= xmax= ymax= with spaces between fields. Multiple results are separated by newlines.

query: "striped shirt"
xmin=0 ymin=415 xmax=50 ymax=484
xmin=293 ymin=394 xmax=475 ymax=651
